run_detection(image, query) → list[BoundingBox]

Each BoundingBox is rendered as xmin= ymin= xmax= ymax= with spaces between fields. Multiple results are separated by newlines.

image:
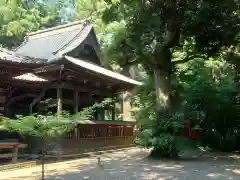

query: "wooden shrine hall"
xmin=0 ymin=20 xmax=142 ymax=158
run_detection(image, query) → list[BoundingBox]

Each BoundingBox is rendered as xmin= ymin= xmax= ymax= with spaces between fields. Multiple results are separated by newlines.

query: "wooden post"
xmin=74 ymin=90 xmax=78 ymax=114
xmin=121 ymin=92 xmax=124 ymax=121
xmin=112 ymin=92 xmax=116 ymax=121
xmin=112 ymin=103 xmax=115 ymax=121
xmin=57 ymin=88 xmax=62 ymax=115
xmin=101 ymin=109 xmax=105 ymax=121
xmin=73 ymin=90 xmax=78 ymax=142
xmin=12 ymin=147 xmax=18 ymax=164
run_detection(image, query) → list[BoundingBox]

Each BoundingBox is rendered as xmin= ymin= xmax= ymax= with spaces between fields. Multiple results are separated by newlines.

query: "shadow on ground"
xmin=3 ymin=149 xmax=240 ymax=180
xmin=46 ymin=149 xmax=240 ymax=180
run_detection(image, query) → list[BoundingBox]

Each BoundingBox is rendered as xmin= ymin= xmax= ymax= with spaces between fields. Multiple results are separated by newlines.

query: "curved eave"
xmin=64 ymin=56 xmax=143 ymax=86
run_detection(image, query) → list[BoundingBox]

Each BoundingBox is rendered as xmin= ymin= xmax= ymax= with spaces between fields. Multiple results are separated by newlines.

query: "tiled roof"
xmin=15 ymin=20 xmax=94 ymax=62
xmin=0 ymin=47 xmax=42 ymax=64
xmin=0 ymin=20 xmax=143 ymax=87
xmin=55 ymin=24 xmax=93 ymax=58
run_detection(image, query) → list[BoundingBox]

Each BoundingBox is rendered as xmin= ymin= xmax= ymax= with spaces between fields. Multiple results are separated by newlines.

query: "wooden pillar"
xmin=12 ymin=147 xmax=18 ymax=164
xmin=74 ymin=90 xmax=79 ymax=114
xmin=101 ymin=109 xmax=105 ymax=121
xmin=111 ymin=93 xmax=116 ymax=121
xmin=112 ymin=104 xmax=115 ymax=121
xmin=57 ymin=88 xmax=62 ymax=115
xmin=121 ymin=92 xmax=124 ymax=121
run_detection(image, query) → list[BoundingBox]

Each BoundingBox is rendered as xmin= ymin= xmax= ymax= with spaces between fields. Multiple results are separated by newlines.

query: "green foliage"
xmin=0 ymin=0 xmax=41 ymax=47
xmin=132 ymin=76 xmax=156 ymax=148
xmin=76 ymin=0 xmax=108 ymax=34
xmin=0 ymin=0 xmax=70 ymax=48
xmin=1 ymin=0 xmax=239 ymax=157
xmin=131 ymin=75 xmax=155 ymax=126
xmin=2 ymin=98 xmax=112 ymax=180
xmin=133 ymin=54 xmax=240 ymax=153
xmin=174 ymin=57 xmax=240 ymax=151
xmin=175 ymin=57 xmax=236 ymax=111
xmin=3 ymin=98 xmax=112 ymax=138
xmin=101 ymin=0 xmax=240 ymax=67
xmin=132 ymin=75 xmax=195 ymax=156
xmin=4 ymin=114 xmax=72 ymax=137
xmin=75 ymin=0 xmax=127 ymax=68
xmin=1 ymin=97 xmax=113 ymax=179
xmin=73 ymin=98 xmax=113 ymax=121
xmin=100 ymin=1 xmax=240 ymax=157
xmin=74 ymin=0 xmax=240 ymax=155
xmin=136 ymin=111 xmax=186 ymax=158
xmin=151 ymin=112 xmax=185 ymax=157
xmin=135 ymin=128 xmax=153 ymax=148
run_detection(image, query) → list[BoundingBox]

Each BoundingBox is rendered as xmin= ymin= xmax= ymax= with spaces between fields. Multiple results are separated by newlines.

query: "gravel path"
xmin=0 ymin=148 xmax=239 ymax=180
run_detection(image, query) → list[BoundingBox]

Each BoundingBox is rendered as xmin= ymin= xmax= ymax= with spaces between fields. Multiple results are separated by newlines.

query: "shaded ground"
xmin=0 ymin=147 xmax=239 ymax=180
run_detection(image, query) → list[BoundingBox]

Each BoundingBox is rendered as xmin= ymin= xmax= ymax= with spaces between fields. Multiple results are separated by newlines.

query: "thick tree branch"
xmin=120 ymin=53 xmax=154 ymax=69
xmin=125 ymin=42 xmax=156 ymax=68
xmin=138 ymin=51 xmax=156 ymax=68
xmin=154 ymin=20 xmax=181 ymax=66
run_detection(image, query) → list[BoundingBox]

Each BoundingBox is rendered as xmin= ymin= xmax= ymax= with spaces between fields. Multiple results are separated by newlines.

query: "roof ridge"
xmin=54 ymin=24 xmax=93 ymax=55
xmin=28 ymin=20 xmax=90 ymax=36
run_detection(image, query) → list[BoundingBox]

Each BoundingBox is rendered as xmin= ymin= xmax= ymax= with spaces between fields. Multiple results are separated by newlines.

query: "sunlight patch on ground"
xmin=232 ymin=169 xmax=240 ymax=174
xmin=152 ymin=164 xmax=183 ymax=169
xmin=207 ymin=173 xmax=217 ymax=177
xmin=228 ymin=155 xmax=240 ymax=159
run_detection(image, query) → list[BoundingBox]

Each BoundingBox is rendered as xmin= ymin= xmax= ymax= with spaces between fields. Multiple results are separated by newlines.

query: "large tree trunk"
xmin=151 ymin=48 xmax=180 ymax=158
xmin=154 ymin=68 xmax=171 ymax=121
xmin=152 ymin=68 xmax=180 ymax=158
xmin=122 ymin=66 xmax=133 ymax=121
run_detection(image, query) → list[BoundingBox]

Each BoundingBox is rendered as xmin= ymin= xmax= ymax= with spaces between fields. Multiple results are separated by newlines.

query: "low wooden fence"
xmin=46 ymin=123 xmax=136 ymax=157
xmin=60 ymin=136 xmax=135 ymax=155
xmin=0 ymin=122 xmax=137 ymax=161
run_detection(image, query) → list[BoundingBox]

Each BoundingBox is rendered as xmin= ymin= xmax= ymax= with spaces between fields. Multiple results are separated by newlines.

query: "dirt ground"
xmin=0 ymin=147 xmax=239 ymax=180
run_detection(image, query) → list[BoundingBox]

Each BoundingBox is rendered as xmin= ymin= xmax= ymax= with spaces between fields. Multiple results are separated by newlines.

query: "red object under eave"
xmin=182 ymin=120 xmax=200 ymax=140
xmin=184 ymin=131 xmax=200 ymax=140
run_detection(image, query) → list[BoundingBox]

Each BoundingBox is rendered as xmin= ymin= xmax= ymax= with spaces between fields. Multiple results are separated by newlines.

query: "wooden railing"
xmin=47 ymin=124 xmax=136 ymax=156
xmin=60 ymin=136 xmax=135 ymax=155
xmin=1 ymin=123 xmax=136 ymax=159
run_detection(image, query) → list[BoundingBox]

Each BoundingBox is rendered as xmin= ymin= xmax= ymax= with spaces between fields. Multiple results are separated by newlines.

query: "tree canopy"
xmin=99 ymin=0 xmax=240 ymax=157
xmin=102 ymin=0 xmax=239 ymax=67
xmin=0 ymin=0 xmax=74 ymax=48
